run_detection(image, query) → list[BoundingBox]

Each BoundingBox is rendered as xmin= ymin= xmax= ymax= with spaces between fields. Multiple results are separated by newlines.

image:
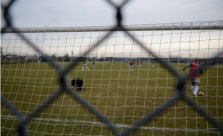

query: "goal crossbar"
xmin=3 ymin=21 xmax=223 ymax=33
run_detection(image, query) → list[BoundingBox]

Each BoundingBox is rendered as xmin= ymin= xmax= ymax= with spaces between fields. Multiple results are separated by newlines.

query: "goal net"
xmin=1 ymin=21 xmax=223 ymax=136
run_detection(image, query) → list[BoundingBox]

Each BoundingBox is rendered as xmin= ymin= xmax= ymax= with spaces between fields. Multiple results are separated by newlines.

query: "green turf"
xmin=1 ymin=61 xmax=223 ymax=136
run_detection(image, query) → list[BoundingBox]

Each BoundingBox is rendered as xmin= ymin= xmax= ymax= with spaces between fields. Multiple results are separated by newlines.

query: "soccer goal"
xmin=1 ymin=21 xmax=223 ymax=135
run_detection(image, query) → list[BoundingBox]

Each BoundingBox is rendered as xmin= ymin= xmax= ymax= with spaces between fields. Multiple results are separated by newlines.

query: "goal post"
xmin=1 ymin=21 xmax=223 ymax=135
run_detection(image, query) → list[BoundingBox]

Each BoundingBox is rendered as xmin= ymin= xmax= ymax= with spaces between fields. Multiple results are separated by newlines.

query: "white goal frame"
xmin=1 ymin=20 xmax=223 ymax=136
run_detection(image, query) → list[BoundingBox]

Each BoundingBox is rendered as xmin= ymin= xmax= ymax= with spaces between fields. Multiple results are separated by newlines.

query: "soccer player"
xmin=138 ymin=58 xmax=142 ymax=66
xmin=151 ymin=61 xmax=155 ymax=68
xmin=183 ymin=59 xmax=203 ymax=96
xmin=129 ymin=60 xmax=133 ymax=71
xmin=82 ymin=57 xmax=89 ymax=71
xmin=92 ymin=57 xmax=96 ymax=69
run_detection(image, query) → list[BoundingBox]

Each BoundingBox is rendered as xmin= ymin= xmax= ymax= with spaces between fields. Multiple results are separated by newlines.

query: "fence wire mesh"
xmin=1 ymin=0 xmax=223 ymax=136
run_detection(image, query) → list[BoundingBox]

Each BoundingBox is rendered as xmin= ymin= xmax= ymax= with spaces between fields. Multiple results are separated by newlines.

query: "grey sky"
xmin=4 ymin=0 xmax=223 ymax=28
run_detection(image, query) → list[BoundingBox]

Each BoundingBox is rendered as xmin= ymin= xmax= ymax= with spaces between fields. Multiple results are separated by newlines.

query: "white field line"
xmin=1 ymin=115 xmax=219 ymax=133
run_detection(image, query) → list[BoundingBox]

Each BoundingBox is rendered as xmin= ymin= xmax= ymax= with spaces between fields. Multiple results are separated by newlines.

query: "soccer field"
xmin=1 ymin=61 xmax=223 ymax=136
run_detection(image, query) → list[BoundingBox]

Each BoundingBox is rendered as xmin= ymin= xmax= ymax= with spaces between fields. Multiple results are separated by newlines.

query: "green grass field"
xmin=1 ymin=61 xmax=223 ymax=136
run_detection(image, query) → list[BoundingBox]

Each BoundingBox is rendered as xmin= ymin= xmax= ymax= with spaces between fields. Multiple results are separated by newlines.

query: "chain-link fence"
xmin=1 ymin=0 xmax=223 ymax=136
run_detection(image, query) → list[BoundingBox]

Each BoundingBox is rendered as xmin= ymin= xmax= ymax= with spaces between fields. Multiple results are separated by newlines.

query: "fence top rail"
xmin=2 ymin=20 xmax=223 ymax=33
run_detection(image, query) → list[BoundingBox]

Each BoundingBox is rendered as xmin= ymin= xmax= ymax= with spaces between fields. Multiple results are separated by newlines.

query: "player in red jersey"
xmin=183 ymin=59 xmax=203 ymax=96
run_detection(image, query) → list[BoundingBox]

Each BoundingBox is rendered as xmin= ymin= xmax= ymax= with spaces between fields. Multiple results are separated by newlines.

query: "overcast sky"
xmin=2 ymin=0 xmax=223 ymax=28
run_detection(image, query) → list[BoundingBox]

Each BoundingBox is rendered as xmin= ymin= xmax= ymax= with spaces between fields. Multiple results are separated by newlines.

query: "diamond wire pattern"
xmin=1 ymin=0 xmax=223 ymax=135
